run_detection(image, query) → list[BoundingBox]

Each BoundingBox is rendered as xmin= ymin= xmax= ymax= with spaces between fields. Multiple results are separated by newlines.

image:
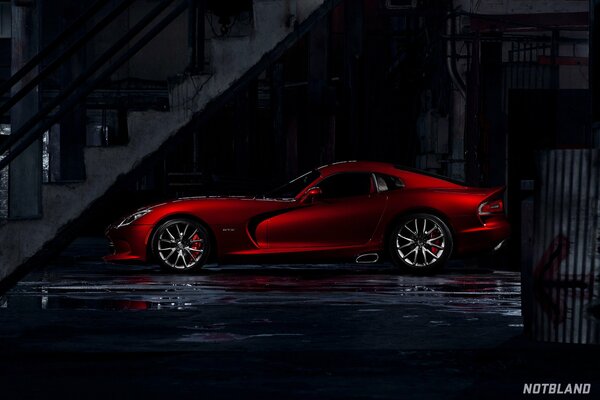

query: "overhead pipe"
xmin=445 ymin=3 xmax=466 ymax=97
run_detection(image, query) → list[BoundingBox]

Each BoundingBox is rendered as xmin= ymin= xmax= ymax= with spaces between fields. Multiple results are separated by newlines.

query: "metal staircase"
xmin=0 ymin=0 xmax=342 ymax=289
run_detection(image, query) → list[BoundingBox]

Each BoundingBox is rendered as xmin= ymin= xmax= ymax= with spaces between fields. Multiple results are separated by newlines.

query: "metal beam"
xmin=468 ymin=12 xmax=589 ymax=32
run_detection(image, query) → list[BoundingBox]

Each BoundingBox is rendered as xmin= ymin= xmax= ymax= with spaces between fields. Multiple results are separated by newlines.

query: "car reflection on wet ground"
xmin=0 ymin=238 xmax=598 ymax=399
xmin=0 ymin=261 xmax=522 ymax=350
xmin=9 ymin=262 xmax=522 ymax=312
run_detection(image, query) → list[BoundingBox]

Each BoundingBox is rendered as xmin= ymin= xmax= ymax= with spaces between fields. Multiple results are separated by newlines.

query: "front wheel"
xmin=151 ymin=218 xmax=211 ymax=272
xmin=389 ymin=213 xmax=453 ymax=274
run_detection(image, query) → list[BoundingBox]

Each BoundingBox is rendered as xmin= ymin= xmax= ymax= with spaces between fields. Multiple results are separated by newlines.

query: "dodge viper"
xmin=105 ymin=161 xmax=510 ymax=273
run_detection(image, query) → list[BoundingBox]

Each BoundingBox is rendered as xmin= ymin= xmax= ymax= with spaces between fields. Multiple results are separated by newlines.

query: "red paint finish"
xmin=104 ymin=161 xmax=510 ymax=264
xmin=267 ymin=193 xmax=387 ymax=249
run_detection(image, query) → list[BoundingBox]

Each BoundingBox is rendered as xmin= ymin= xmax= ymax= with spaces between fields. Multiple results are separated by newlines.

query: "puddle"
xmin=177 ymin=332 xmax=304 ymax=343
xmin=3 ymin=266 xmax=522 ymax=317
xmin=429 ymin=320 xmax=451 ymax=326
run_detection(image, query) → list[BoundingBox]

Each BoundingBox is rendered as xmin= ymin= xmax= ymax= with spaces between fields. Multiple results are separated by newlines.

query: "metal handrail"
xmin=0 ymin=0 xmax=134 ymax=117
xmin=0 ymin=0 xmax=189 ymax=172
xmin=0 ymin=0 xmax=110 ymax=97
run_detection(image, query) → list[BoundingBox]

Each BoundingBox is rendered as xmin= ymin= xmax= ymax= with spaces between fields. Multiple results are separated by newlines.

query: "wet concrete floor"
xmin=0 ymin=238 xmax=598 ymax=399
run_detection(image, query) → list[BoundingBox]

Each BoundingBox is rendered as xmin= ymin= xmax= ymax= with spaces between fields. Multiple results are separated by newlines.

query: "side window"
xmin=319 ymin=173 xmax=373 ymax=199
xmin=375 ymin=174 xmax=404 ymax=192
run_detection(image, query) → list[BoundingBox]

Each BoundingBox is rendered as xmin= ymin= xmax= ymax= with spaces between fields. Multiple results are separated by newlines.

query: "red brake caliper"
xmin=429 ymin=229 xmax=440 ymax=255
xmin=191 ymin=233 xmax=203 ymax=259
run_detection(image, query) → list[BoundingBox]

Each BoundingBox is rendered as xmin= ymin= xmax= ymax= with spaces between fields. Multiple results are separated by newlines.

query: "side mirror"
xmin=301 ymin=186 xmax=322 ymax=204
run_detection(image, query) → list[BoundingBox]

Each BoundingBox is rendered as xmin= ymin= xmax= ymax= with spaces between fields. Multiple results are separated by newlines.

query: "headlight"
xmin=117 ymin=209 xmax=152 ymax=228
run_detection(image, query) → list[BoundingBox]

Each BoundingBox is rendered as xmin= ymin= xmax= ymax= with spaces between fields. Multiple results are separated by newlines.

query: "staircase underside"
xmin=0 ymin=0 xmax=342 ymax=291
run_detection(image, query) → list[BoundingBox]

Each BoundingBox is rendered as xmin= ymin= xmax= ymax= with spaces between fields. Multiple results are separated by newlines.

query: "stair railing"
xmin=0 ymin=0 xmax=191 ymax=172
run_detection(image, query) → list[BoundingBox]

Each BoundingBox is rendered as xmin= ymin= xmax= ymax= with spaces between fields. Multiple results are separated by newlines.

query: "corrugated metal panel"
xmin=0 ymin=3 xmax=10 ymax=39
xmin=527 ymin=150 xmax=600 ymax=344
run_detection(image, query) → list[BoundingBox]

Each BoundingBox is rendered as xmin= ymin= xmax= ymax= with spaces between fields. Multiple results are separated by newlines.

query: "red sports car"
xmin=105 ymin=161 xmax=510 ymax=273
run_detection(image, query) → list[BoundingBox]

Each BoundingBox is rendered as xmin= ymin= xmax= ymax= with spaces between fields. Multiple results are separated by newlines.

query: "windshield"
xmin=266 ymin=170 xmax=321 ymax=198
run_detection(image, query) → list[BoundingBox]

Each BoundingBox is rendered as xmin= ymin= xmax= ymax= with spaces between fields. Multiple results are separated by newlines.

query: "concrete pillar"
xmin=187 ymin=0 xmax=205 ymax=72
xmin=270 ymin=63 xmax=286 ymax=181
xmin=464 ymin=36 xmax=480 ymax=186
xmin=343 ymin=0 xmax=363 ymax=159
xmin=307 ymin=17 xmax=330 ymax=168
xmin=448 ymin=86 xmax=466 ymax=182
xmin=233 ymin=89 xmax=251 ymax=177
xmin=9 ymin=0 xmax=42 ymax=219
xmin=480 ymin=41 xmax=504 ymax=187
xmin=57 ymin=0 xmax=86 ymax=181
xmin=284 ymin=93 xmax=299 ymax=179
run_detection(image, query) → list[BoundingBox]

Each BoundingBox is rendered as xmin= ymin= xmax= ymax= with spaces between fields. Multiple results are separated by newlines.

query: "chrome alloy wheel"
xmin=396 ymin=217 xmax=446 ymax=267
xmin=157 ymin=221 xmax=206 ymax=270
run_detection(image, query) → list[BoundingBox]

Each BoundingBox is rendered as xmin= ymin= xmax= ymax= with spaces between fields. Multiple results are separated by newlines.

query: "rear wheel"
xmin=151 ymin=218 xmax=211 ymax=272
xmin=389 ymin=213 xmax=452 ymax=274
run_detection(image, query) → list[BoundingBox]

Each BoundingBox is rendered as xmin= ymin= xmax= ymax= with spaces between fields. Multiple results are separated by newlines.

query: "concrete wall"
xmin=127 ymin=1 xmax=188 ymax=81
xmin=171 ymin=0 xmax=324 ymax=117
xmin=89 ymin=0 xmax=188 ymax=82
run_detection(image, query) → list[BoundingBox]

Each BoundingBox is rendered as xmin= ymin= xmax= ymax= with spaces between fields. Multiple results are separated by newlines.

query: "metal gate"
xmin=526 ymin=149 xmax=600 ymax=344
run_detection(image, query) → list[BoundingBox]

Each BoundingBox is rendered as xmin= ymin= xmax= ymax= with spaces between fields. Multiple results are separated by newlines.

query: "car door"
xmin=266 ymin=172 xmax=387 ymax=249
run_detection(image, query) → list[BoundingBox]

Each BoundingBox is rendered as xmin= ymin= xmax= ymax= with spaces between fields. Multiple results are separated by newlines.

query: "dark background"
xmin=0 ymin=0 xmax=593 ymax=268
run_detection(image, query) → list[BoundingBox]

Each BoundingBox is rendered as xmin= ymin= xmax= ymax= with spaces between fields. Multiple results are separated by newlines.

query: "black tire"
xmin=388 ymin=213 xmax=453 ymax=274
xmin=151 ymin=218 xmax=211 ymax=272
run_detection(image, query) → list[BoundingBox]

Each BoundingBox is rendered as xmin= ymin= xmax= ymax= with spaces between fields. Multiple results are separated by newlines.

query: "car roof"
xmin=317 ymin=161 xmax=466 ymax=188
xmin=318 ymin=161 xmax=396 ymax=175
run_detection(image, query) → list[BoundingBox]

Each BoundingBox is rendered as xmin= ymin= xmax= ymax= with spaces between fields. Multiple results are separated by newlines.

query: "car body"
xmin=105 ymin=161 xmax=510 ymax=272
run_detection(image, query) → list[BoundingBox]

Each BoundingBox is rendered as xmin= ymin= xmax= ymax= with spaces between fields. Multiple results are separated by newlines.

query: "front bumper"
xmin=104 ymin=224 xmax=153 ymax=263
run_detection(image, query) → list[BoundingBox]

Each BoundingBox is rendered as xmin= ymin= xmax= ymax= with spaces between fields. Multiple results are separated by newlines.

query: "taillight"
xmin=478 ymin=199 xmax=504 ymax=216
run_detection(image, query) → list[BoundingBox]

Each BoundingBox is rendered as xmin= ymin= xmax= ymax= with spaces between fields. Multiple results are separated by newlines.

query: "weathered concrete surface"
xmin=0 ymin=0 xmax=331 ymax=285
xmin=168 ymin=0 xmax=327 ymax=118
xmin=0 ymin=238 xmax=599 ymax=398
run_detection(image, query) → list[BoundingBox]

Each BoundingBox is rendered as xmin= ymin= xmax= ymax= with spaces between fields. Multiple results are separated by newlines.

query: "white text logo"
xmin=523 ymin=383 xmax=591 ymax=395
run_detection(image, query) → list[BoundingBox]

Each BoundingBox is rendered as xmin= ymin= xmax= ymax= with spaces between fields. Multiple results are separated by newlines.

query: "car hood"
xmin=173 ymin=195 xmax=296 ymax=203
xmin=132 ymin=195 xmax=297 ymax=226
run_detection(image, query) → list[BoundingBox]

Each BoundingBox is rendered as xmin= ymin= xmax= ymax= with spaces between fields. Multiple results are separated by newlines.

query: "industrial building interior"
xmin=0 ymin=0 xmax=599 ymax=398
